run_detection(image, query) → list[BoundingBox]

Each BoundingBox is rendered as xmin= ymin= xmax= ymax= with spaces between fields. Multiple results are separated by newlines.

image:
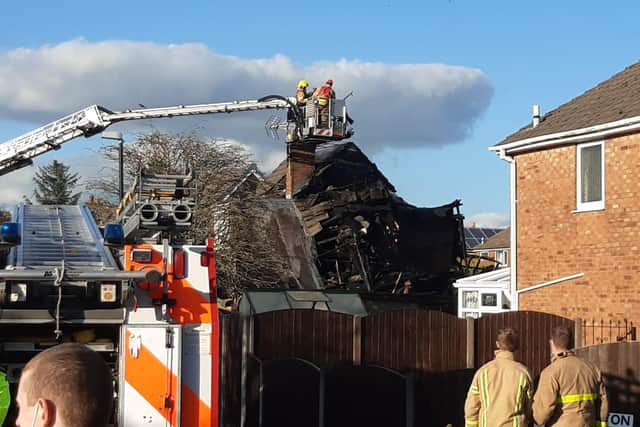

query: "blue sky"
xmin=1 ymin=1 xmax=639 ymax=226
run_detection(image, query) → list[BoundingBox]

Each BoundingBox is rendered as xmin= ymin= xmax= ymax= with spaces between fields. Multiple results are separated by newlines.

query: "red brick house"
xmin=490 ymin=61 xmax=640 ymax=326
xmin=469 ymin=227 xmax=510 ymax=267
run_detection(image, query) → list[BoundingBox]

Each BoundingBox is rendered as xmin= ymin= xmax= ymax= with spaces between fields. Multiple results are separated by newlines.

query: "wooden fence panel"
xmin=475 ymin=311 xmax=573 ymax=379
xmin=414 ymin=369 xmax=475 ymax=427
xmin=219 ymin=312 xmax=243 ymax=427
xmin=576 ymin=342 xmax=640 ymax=420
xmin=363 ymin=309 xmax=467 ymax=372
xmin=253 ymin=309 xmax=354 ymax=367
xmin=226 ymin=308 xmax=640 ymax=426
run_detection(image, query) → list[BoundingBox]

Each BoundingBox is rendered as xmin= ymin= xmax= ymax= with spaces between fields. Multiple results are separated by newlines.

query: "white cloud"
xmin=0 ymin=39 xmax=493 ymax=156
xmin=0 ymin=166 xmax=33 ymax=209
xmin=466 ymin=212 xmax=509 ymax=229
xmin=0 ymin=151 xmax=113 ymax=206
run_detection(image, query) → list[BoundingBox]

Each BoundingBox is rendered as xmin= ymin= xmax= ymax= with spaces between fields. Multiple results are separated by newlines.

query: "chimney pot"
xmin=532 ymin=104 xmax=540 ymax=128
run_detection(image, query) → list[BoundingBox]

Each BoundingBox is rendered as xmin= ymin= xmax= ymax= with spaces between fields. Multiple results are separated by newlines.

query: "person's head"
xmin=298 ymin=79 xmax=309 ymax=89
xmin=402 ymin=280 xmax=412 ymax=294
xmin=495 ymin=327 xmax=519 ymax=352
xmin=15 ymin=343 xmax=113 ymax=427
xmin=550 ymin=325 xmax=573 ymax=353
xmin=326 ymin=79 xmax=333 ymax=86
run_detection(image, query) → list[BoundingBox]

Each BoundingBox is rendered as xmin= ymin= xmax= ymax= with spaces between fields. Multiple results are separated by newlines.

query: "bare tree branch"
xmin=88 ymin=130 xmax=290 ymax=301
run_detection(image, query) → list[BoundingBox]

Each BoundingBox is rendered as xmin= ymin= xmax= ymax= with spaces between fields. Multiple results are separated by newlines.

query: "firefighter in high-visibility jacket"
xmin=312 ymin=79 xmax=336 ymax=128
xmin=464 ymin=328 xmax=533 ymax=427
xmin=533 ymin=325 xmax=608 ymax=427
xmin=296 ymin=79 xmax=312 ymax=106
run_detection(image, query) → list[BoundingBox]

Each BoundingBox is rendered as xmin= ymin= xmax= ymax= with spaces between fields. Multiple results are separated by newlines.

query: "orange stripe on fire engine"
xmin=168 ymin=275 xmax=216 ymax=324
xmin=125 ymin=331 xmax=214 ymax=427
xmin=125 ymin=331 xmax=212 ymax=427
xmin=182 ymin=384 xmax=214 ymax=427
xmin=124 ymin=330 xmax=180 ymax=427
xmin=125 ymin=244 xmax=216 ymax=324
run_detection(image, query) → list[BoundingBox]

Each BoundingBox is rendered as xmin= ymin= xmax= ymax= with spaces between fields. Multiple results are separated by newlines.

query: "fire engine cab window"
xmin=577 ymin=141 xmax=604 ymax=212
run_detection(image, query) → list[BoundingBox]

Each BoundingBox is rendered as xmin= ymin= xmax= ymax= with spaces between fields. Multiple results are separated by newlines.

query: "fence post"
xmin=219 ymin=314 xmax=228 ymax=426
xmin=574 ymin=318 xmax=583 ymax=349
xmin=240 ymin=314 xmax=255 ymax=427
xmin=353 ymin=315 xmax=362 ymax=366
xmin=466 ymin=318 xmax=475 ymax=369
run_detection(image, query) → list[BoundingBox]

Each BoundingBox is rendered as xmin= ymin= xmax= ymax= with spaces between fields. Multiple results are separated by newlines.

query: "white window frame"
xmin=576 ymin=141 xmax=605 ymax=212
xmin=456 ymin=285 xmax=510 ymax=318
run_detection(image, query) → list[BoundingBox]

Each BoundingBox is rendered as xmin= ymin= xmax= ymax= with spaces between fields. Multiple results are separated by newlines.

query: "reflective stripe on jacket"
xmin=313 ymin=85 xmax=335 ymax=106
xmin=464 ymin=350 xmax=533 ymax=427
xmin=296 ymin=88 xmax=309 ymax=105
xmin=532 ymin=351 xmax=608 ymax=427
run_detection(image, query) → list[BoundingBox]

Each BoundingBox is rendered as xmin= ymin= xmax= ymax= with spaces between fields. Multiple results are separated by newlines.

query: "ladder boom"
xmin=0 ymin=94 xmax=353 ymax=177
xmin=0 ymin=105 xmax=110 ymax=176
xmin=103 ymin=98 xmax=290 ymax=122
xmin=0 ymin=98 xmax=292 ymax=177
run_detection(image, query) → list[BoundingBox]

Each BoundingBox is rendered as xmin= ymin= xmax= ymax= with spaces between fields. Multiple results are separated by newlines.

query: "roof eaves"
xmin=490 ymin=115 xmax=640 ymax=155
xmin=470 ymin=246 xmax=509 ymax=251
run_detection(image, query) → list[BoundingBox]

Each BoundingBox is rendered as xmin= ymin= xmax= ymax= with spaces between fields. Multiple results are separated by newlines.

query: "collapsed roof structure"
xmin=259 ymin=141 xmax=466 ymax=295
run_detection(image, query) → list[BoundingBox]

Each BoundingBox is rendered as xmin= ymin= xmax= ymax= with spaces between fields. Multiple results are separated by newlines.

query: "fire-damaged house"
xmin=259 ymin=141 xmax=467 ymax=296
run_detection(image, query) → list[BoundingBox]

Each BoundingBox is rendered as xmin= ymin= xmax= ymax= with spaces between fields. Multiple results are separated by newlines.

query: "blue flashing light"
xmin=1 ymin=222 xmax=20 ymax=244
xmin=103 ymin=223 xmax=124 ymax=246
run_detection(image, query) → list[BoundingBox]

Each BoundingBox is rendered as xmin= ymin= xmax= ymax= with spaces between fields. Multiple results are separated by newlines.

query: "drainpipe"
xmin=498 ymin=149 xmax=518 ymax=310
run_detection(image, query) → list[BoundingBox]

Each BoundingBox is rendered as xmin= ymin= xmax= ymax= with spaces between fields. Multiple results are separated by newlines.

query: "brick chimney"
xmin=286 ymin=143 xmax=316 ymax=198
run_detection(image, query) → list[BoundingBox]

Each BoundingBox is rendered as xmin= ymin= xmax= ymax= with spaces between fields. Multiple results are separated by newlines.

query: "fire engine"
xmin=0 ymin=94 xmax=353 ymax=426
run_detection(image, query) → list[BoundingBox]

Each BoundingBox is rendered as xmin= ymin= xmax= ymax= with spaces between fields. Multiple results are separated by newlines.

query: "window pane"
xmin=482 ymin=293 xmax=497 ymax=307
xmin=581 ymin=145 xmax=602 ymax=203
xmin=462 ymin=291 xmax=479 ymax=308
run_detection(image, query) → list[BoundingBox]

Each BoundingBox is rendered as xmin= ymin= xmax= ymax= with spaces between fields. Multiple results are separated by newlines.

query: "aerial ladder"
xmin=0 ymin=95 xmax=353 ymax=176
xmin=0 ymin=93 xmax=353 ymax=426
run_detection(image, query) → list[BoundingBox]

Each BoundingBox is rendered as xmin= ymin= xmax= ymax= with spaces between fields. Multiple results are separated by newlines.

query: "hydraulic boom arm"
xmin=0 ymin=97 xmax=293 ymax=176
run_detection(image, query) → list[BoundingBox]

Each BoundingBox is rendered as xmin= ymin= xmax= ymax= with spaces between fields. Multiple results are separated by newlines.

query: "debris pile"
xmin=262 ymin=142 xmax=466 ymax=294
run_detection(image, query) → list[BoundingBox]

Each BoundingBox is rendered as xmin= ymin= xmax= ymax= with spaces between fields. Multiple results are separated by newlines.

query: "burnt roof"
xmin=260 ymin=141 xmax=465 ymax=294
xmin=496 ymin=61 xmax=640 ymax=146
xmin=259 ymin=141 xmax=395 ymax=196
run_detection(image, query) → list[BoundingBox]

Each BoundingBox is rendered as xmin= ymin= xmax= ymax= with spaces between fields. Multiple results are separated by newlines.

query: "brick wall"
xmin=286 ymin=143 xmax=316 ymax=197
xmin=515 ymin=133 xmax=640 ymax=326
xmin=469 ymin=249 xmax=509 ymax=266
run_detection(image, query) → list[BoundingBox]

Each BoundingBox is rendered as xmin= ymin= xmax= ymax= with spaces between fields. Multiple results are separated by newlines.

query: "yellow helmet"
xmin=298 ymin=79 xmax=309 ymax=88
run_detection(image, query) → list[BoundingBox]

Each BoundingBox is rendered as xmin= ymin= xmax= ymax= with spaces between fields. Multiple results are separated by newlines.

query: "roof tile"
xmin=497 ymin=61 xmax=640 ymax=146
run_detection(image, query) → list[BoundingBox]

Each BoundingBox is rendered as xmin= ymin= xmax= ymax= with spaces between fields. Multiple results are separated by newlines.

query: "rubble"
xmin=261 ymin=141 xmax=466 ymax=294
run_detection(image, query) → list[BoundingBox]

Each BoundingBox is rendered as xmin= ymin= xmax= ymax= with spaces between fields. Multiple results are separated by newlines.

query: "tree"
xmin=89 ymin=131 xmax=291 ymax=302
xmin=33 ymin=160 xmax=81 ymax=205
xmin=0 ymin=209 xmax=11 ymax=224
xmin=85 ymin=195 xmax=117 ymax=226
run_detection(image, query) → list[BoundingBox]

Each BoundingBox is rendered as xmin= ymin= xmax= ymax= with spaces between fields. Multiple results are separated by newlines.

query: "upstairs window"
xmin=576 ymin=141 xmax=604 ymax=211
xmin=496 ymin=250 xmax=507 ymax=266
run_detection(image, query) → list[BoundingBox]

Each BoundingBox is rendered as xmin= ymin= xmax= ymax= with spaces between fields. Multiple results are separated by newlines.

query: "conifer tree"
xmin=33 ymin=160 xmax=81 ymax=204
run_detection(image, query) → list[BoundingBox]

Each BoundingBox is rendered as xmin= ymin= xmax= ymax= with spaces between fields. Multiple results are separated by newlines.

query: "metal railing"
xmin=576 ymin=318 xmax=637 ymax=347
